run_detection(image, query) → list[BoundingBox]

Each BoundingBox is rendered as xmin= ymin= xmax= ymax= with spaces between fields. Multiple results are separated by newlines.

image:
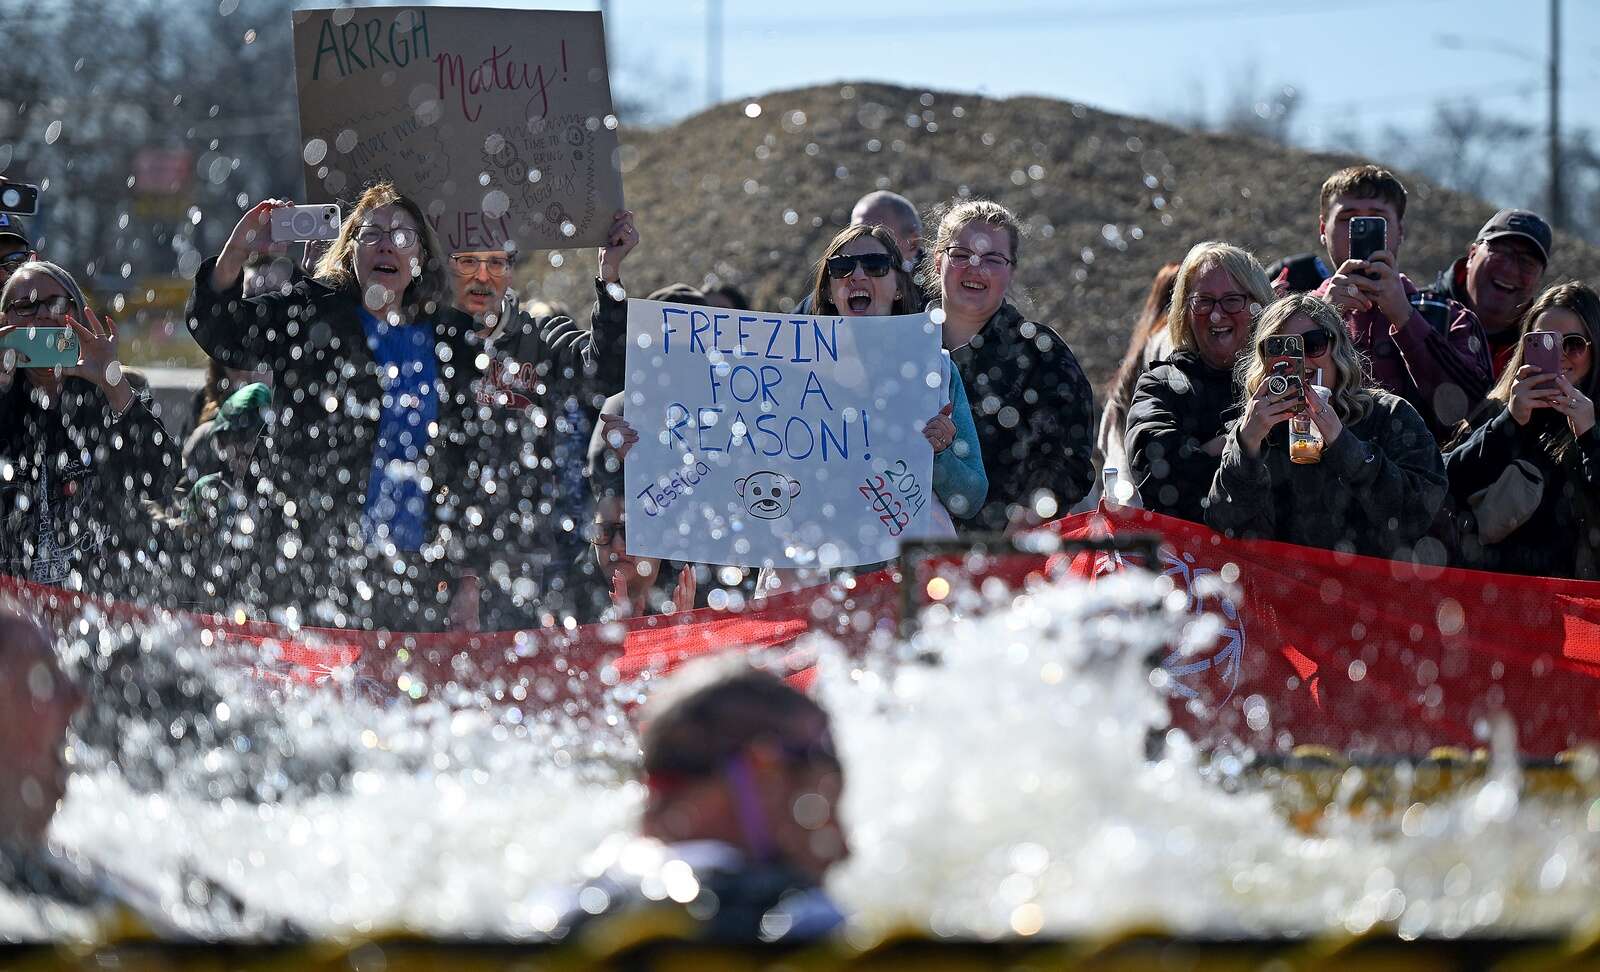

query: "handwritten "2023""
xmin=858 ymin=461 xmax=927 ymax=538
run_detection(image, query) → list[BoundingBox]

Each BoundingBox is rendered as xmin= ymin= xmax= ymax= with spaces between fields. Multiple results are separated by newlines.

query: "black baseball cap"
xmin=0 ymin=213 xmax=29 ymax=248
xmin=1477 ymin=209 xmax=1552 ymax=265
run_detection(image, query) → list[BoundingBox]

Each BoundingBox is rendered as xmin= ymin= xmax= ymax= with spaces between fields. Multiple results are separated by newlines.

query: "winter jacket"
xmin=453 ymin=282 xmax=627 ymax=629
xmin=1443 ymin=403 xmax=1600 ymax=579
xmin=0 ymin=379 xmax=177 ymax=597
xmin=947 ymin=302 xmax=1095 ymax=532
xmin=1425 ymin=258 xmax=1521 ymax=379
xmin=1124 ymin=349 xmax=1240 ymax=524
xmin=185 ymin=257 xmax=479 ymax=631
xmin=1314 ymin=273 xmax=1492 ymax=443
xmin=1206 ymin=390 xmax=1448 ymax=559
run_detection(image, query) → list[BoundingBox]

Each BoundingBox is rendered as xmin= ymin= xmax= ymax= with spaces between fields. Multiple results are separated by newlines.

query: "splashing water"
xmin=9 ymin=570 xmax=1599 ymax=940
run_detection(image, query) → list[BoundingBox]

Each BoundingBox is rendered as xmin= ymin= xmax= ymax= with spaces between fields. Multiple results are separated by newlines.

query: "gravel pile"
xmin=517 ymin=81 xmax=1600 ymax=390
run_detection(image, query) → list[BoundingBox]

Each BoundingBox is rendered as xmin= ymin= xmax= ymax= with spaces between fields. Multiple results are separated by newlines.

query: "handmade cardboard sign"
xmin=291 ymin=6 xmax=623 ymax=251
xmin=622 ymin=299 xmax=945 ymax=568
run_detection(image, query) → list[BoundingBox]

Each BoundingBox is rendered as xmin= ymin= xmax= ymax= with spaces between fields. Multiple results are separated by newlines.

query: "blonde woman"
xmin=1206 ymin=293 xmax=1446 ymax=558
xmin=1124 ymin=242 xmax=1273 ymax=522
xmin=1444 ymin=282 xmax=1600 ymax=578
xmin=927 ymin=199 xmax=1094 ymax=531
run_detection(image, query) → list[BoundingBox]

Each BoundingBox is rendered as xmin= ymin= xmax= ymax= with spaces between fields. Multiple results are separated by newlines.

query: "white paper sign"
xmin=622 ymin=299 xmax=944 ymax=568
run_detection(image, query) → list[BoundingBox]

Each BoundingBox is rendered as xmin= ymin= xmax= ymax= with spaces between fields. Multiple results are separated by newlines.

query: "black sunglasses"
xmin=825 ymin=252 xmax=894 ymax=279
xmin=1301 ymin=330 xmax=1333 ymax=357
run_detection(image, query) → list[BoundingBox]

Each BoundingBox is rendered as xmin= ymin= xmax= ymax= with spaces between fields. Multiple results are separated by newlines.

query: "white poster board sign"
xmin=622 ymin=300 xmax=944 ymax=568
xmin=291 ymin=6 xmax=624 ymax=250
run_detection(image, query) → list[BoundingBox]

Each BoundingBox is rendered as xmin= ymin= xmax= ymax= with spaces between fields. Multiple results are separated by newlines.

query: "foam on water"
xmin=12 ymin=570 xmax=1600 ymax=939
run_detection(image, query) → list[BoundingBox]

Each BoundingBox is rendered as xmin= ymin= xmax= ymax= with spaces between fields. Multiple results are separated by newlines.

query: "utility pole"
xmin=706 ymin=0 xmax=722 ymax=108
xmin=1549 ymin=0 xmax=1563 ymax=226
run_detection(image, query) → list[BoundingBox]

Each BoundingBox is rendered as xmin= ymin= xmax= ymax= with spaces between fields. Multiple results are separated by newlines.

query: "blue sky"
xmin=587 ymin=0 xmax=1597 ymax=152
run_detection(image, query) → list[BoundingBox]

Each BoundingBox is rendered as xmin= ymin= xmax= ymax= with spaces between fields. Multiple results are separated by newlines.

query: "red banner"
xmin=8 ymin=508 xmax=1599 ymax=758
xmin=1060 ymin=508 xmax=1600 ymax=759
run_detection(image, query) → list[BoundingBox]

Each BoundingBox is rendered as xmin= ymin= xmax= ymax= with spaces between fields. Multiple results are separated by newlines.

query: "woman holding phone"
xmin=1206 ymin=292 xmax=1447 ymax=558
xmin=1443 ymin=282 xmax=1600 ymax=578
xmin=0 ymin=260 xmax=177 ymax=591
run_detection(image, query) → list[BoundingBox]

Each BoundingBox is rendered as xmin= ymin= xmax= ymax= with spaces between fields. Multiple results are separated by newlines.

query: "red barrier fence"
xmin=9 ymin=507 xmax=1599 ymax=758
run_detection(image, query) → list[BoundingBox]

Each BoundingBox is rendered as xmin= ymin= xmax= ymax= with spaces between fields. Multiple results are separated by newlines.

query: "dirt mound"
xmin=519 ymin=81 xmax=1600 ymax=390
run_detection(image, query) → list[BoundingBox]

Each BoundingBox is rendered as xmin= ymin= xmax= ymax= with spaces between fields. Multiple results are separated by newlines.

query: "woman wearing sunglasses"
xmin=1205 ymin=292 xmax=1447 ymax=559
xmin=188 ymin=182 xmax=478 ymax=631
xmin=1125 ymin=242 xmax=1273 ymax=523
xmin=0 ymin=260 xmax=177 ymax=592
xmin=807 ymin=224 xmax=987 ymax=531
xmin=1443 ymin=282 xmax=1600 ymax=578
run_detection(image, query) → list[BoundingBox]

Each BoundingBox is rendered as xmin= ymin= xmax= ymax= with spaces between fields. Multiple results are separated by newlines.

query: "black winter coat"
xmin=1206 ymin=390 xmax=1447 ymax=559
xmin=1443 ymin=404 xmax=1600 ymax=579
xmin=455 ymin=281 xmax=627 ymax=628
xmin=185 ymin=258 xmax=479 ymax=630
xmin=0 ymin=379 xmax=177 ymax=596
xmin=1125 ymin=349 xmax=1240 ymax=523
xmin=948 ymin=302 xmax=1095 ymax=532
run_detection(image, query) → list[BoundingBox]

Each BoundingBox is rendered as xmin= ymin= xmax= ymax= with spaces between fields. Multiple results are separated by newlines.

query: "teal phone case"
xmin=0 ymin=326 xmax=81 ymax=367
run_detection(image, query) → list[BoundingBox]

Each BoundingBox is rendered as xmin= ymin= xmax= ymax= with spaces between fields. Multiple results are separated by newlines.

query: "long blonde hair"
xmin=1483 ymin=281 xmax=1600 ymax=462
xmin=1238 ymin=293 xmax=1375 ymax=424
xmin=1165 ymin=241 xmax=1274 ymax=351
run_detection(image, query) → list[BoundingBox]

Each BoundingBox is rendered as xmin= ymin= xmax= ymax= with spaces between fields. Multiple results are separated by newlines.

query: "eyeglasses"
xmin=4 ymin=295 xmax=74 ymax=319
xmin=1561 ymin=333 xmax=1592 ymax=358
xmin=586 ymin=521 xmax=625 ymax=546
xmin=825 ymin=252 xmax=894 ymax=279
xmin=1188 ymin=293 xmax=1251 ymax=317
xmin=353 ymin=225 xmax=420 ymax=249
xmin=943 ymin=247 xmax=1015 ymax=270
xmin=450 ymin=254 xmax=512 ymax=277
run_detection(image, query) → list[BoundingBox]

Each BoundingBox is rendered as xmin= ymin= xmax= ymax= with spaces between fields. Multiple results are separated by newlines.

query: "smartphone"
xmin=1261 ymin=334 xmax=1305 ymax=403
xmin=0 ymin=182 xmax=40 ymax=217
xmin=270 ymin=204 xmax=342 ymax=244
xmin=1348 ymin=216 xmax=1387 ymax=264
xmin=1522 ymin=330 xmax=1561 ymax=376
xmin=0 ymin=326 xmax=80 ymax=367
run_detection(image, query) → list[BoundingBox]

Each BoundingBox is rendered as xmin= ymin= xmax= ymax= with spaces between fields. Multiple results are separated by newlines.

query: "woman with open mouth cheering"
xmin=186 ymin=181 xmax=479 ymax=632
xmin=1125 ymin=241 xmax=1274 ymax=523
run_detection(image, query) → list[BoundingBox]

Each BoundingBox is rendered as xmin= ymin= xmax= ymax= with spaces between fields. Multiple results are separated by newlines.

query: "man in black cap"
xmin=0 ymin=213 xmax=34 ymax=290
xmin=1424 ymin=208 xmax=1553 ymax=378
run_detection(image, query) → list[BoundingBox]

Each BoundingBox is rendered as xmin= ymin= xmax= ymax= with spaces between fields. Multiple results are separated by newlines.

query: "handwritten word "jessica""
xmin=659 ymin=309 xmax=842 ymax=365
xmin=310 ymin=12 xmax=430 ymax=82
xmin=637 ymin=460 xmax=711 ymax=518
xmin=435 ymin=41 xmax=568 ymax=123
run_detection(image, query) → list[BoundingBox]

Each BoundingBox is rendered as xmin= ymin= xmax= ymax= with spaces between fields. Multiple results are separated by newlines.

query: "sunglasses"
xmin=825 ymin=252 xmax=894 ymax=279
xmin=0 ymin=251 xmax=29 ymax=270
xmin=1300 ymin=330 xmax=1333 ymax=357
xmin=5 ymin=295 xmax=75 ymax=319
xmin=1561 ymin=333 xmax=1592 ymax=357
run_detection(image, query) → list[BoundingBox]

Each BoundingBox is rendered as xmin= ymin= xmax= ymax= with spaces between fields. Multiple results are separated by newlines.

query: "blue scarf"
xmin=359 ymin=308 xmax=439 ymax=551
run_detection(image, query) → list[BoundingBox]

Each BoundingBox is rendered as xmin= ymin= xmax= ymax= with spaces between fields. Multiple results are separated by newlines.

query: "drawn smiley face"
xmin=735 ymin=470 xmax=801 ymax=520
